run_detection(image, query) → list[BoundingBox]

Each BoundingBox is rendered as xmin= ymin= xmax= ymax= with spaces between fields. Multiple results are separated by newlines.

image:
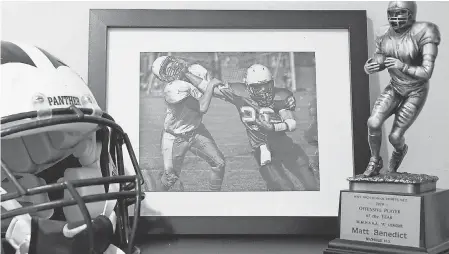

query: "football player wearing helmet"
xmin=363 ymin=1 xmax=441 ymax=177
xmin=186 ymin=62 xmax=319 ymax=191
xmin=1 ymin=41 xmax=144 ymax=254
xmin=151 ymin=56 xmax=225 ymax=192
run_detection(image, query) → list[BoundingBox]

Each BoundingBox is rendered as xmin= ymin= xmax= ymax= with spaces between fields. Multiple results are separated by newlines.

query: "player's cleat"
xmin=363 ymin=157 xmax=383 ymax=177
xmin=387 ymin=144 xmax=408 ymax=174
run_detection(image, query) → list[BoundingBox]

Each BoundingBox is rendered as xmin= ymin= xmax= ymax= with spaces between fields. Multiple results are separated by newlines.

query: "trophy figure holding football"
xmin=362 ymin=0 xmax=441 ymax=178
xmin=324 ymin=3 xmax=449 ymax=253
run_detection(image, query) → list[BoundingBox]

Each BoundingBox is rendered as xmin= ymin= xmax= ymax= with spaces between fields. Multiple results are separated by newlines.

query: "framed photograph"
xmin=88 ymin=9 xmax=370 ymax=235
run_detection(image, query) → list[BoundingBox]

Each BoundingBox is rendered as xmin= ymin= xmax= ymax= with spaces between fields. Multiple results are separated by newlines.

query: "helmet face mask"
xmin=247 ymin=80 xmax=275 ymax=107
xmin=388 ymin=8 xmax=412 ymax=30
xmin=1 ymin=109 xmax=144 ymax=253
xmin=1 ymin=41 xmax=144 ymax=254
xmin=153 ymin=55 xmax=188 ymax=83
xmin=387 ymin=1 xmax=417 ymax=32
xmin=245 ymin=64 xmax=275 ymax=107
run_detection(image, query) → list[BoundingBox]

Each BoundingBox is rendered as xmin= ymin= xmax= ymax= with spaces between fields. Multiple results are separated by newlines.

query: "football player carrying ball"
xmin=166 ymin=59 xmax=319 ymax=191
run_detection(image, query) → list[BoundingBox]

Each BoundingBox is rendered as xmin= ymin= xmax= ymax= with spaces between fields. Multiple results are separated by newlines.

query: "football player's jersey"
xmin=218 ymin=82 xmax=296 ymax=149
xmin=163 ymin=80 xmax=204 ymax=134
xmin=376 ymin=22 xmax=441 ymax=95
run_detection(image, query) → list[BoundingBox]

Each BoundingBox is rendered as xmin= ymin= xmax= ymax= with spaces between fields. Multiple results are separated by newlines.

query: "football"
xmin=373 ymin=53 xmax=386 ymax=71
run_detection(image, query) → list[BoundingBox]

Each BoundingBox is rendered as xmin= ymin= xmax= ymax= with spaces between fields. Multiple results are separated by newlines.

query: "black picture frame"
xmin=88 ymin=9 xmax=370 ymax=236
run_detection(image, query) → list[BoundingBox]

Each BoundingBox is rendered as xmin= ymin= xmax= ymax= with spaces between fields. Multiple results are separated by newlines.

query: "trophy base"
xmin=347 ymin=172 xmax=439 ymax=195
xmin=349 ymin=181 xmax=436 ymax=195
xmin=324 ymin=187 xmax=449 ymax=254
xmin=323 ymin=238 xmax=449 ymax=254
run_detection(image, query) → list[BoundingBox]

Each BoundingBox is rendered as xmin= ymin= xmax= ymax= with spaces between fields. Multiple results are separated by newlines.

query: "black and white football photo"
xmin=139 ymin=52 xmax=320 ymax=192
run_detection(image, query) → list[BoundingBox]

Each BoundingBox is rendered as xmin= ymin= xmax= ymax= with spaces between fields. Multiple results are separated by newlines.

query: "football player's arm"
xmin=279 ymin=95 xmax=297 ymax=132
xmin=400 ymin=23 xmax=440 ymax=81
xmin=164 ymin=80 xmax=216 ymax=114
xmin=185 ymin=72 xmax=227 ymax=99
xmin=365 ymin=26 xmax=387 ymax=75
xmin=195 ymin=79 xmax=221 ymax=113
xmin=278 ymin=109 xmax=297 ymax=132
xmin=258 ymin=95 xmax=297 ymax=133
xmin=402 ymin=43 xmax=438 ymax=81
xmin=256 ymin=109 xmax=296 ymax=133
xmin=185 ymin=71 xmax=248 ymax=105
xmin=185 ymin=67 xmax=258 ymax=110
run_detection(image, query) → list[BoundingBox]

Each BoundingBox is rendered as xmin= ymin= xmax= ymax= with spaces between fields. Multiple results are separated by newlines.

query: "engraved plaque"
xmin=340 ymin=191 xmax=421 ymax=247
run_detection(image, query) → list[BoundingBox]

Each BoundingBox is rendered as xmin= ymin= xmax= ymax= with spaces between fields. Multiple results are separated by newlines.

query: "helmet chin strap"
xmin=62 ymin=205 xmax=117 ymax=238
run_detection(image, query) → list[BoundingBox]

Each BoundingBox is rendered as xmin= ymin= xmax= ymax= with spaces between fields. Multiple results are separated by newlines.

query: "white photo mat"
xmin=107 ymin=28 xmax=354 ymax=217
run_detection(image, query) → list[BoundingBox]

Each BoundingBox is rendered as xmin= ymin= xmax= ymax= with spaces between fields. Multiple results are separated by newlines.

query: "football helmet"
xmin=387 ymin=1 xmax=417 ymax=31
xmin=151 ymin=55 xmax=188 ymax=83
xmin=1 ymin=41 xmax=144 ymax=254
xmin=245 ymin=64 xmax=275 ymax=107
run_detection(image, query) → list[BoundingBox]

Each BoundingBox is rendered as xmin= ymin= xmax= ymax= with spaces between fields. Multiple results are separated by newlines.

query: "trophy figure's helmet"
xmin=387 ymin=1 xmax=417 ymax=31
xmin=1 ymin=41 xmax=144 ymax=254
xmin=245 ymin=64 xmax=275 ymax=107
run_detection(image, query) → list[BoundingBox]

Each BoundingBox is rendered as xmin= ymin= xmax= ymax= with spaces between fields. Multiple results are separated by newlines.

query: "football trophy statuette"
xmin=355 ymin=0 xmax=442 ymax=192
xmin=324 ymin=2 xmax=449 ymax=253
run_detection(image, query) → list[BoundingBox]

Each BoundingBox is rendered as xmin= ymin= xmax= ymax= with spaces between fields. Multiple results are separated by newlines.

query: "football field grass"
xmin=139 ymin=91 xmax=319 ymax=192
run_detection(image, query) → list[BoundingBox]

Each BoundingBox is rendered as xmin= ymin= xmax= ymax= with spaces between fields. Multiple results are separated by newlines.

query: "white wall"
xmin=2 ymin=1 xmax=449 ymax=187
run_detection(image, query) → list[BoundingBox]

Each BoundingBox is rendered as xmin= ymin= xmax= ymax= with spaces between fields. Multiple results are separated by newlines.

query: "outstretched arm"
xmin=196 ymin=78 xmax=221 ymax=113
xmin=185 ymin=72 xmax=227 ymax=99
xmin=184 ymin=65 xmax=268 ymax=114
